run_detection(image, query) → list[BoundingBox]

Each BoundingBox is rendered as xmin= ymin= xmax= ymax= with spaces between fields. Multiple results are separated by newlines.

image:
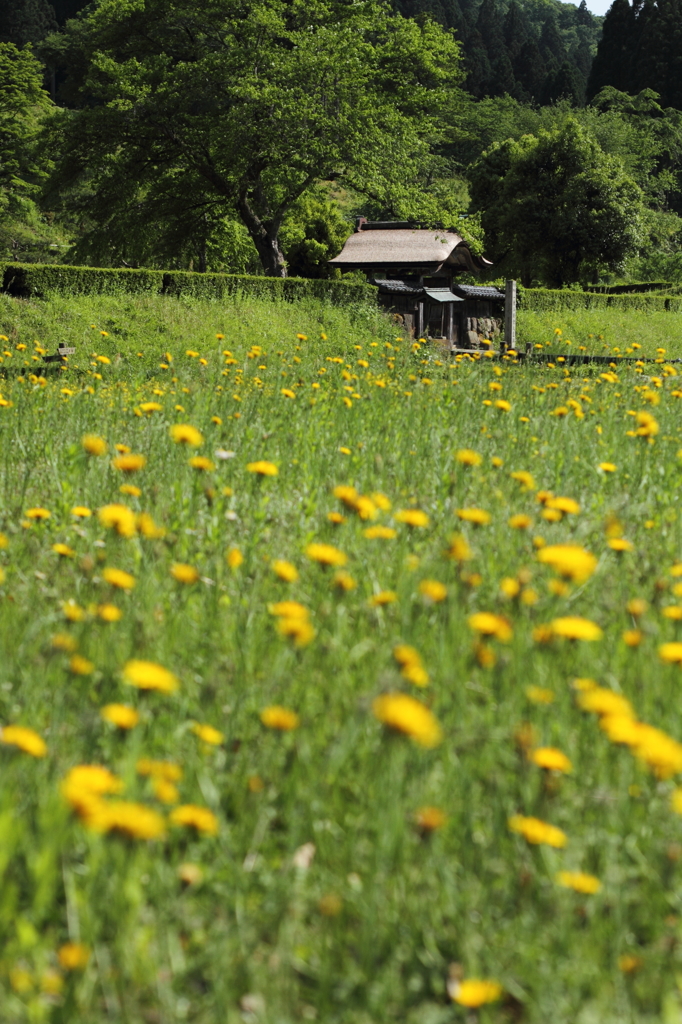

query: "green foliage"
xmin=470 ymin=119 xmax=643 ymax=287
xmin=280 ymin=192 xmax=353 ymax=280
xmin=0 ymin=42 xmax=52 ymax=215
xmin=1 ymin=262 xmax=377 ymax=305
xmin=43 ymin=0 xmax=465 ymax=276
xmin=524 ymin=287 xmax=682 ymax=313
xmin=393 ymin=0 xmax=602 ymax=106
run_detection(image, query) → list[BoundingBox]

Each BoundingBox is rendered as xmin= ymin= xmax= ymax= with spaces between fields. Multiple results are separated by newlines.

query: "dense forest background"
xmin=2 ymin=0 xmax=682 ymax=286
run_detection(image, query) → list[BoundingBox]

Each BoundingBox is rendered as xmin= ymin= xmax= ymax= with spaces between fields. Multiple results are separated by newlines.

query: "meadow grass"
xmin=1 ymin=291 xmax=682 ymax=1022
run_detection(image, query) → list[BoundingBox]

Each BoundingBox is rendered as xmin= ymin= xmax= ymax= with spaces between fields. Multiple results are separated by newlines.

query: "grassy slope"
xmin=0 ymin=292 xmax=681 ymax=1022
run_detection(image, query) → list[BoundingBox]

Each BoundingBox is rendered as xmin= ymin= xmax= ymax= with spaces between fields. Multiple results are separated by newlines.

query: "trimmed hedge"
xmin=523 ymin=288 xmax=682 ymax=313
xmin=1 ymin=263 xmax=377 ymax=307
xmin=583 ymin=281 xmax=672 ymax=295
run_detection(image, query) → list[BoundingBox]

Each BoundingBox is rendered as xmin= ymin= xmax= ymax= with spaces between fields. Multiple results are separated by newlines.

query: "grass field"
xmin=2 ymin=290 xmax=682 ymax=1023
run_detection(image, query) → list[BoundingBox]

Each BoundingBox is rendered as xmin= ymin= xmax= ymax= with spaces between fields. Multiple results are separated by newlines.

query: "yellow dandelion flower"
xmin=225 ymin=546 xmax=243 ymax=571
xmin=556 ymin=871 xmax=601 ymax=894
xmin=260 ymin=705 xmax=300 ymax=731
xmin=122 ymin=659 xmax=178 ymax=693
xmin=58 ymin=943 xmax=90 ymax=970
xmin=98 ymin=504 xmax=137 ymax=538
xmin=25 ymin=507 xmax=50 ymax=520
xmin=659 ymin=642 xmax=682 ymax=664
xmin=328 ymin=511 xmax=346 ymax=524
xmin=364 ymin=525 xmax=396 ymax=540
xmin=500 ymin=577 xmax=521 ymax=598
xmin=269 ymin=600 xmax=309 ymax=619
xmin=246 ymin=460 xmax=278 ymax=476
xmin=419 ymin=579 xmax=447 ymax=603
xmin=372 ymin=693 xmax=442 ymax=748
xmin=62 ymin=599 xmax=86 ymax=621
xmin=139 ymin=402 xmax=162 ymax=414
xmin=115 ymin=443 xmax=131 ymax=454
xmin=537 ymin=544 xmax=597 ymax=582
xmin=88 ymin=800 xmax=166 ymax=840
xmin=170 ymin=804 xmax=219 ymax=835
xmin=52 ymin=542 xmax=75 ymax=558
xmin=663 ymin=606 xmax=682 ymax=620
xmin=456 ymin=508 xmax=490 ymax=525
xmin=526 ymin=686 xmax=554 ymax=704
xmin=550 ymin=616 xmax=602 ymax=641
xmin=191 ymin=723 xmax=224 ymax=745
xmin=1 ymin=725 xmax=47 ymax=757
xmin=97 ymin=603 xmax=122 ymax=623
xmin=52 ymin=632 xmax=78 ymax=652
xmin=170 ymin=423 xmax=203 ymax=447
xmin=170 ymin=563 xmax=200 ymax=584
xmin=281 ymin=388 xmax=296 ymax=399
xmin=69 ymin=654 xmax=94 ymax=675
xmin=415 ymin=806 xmax=447 ymax=831
xmin=599 ymin=462 xmax=617 ymax=472
xmin=577 ymin=687 xmax=633 ymax=718
xmin=623 ymin=629 xmax=642 ymax=647
xmin=272 ymin=560 xmax=298 ymax=582
xmin=276 ymin=616 xmax=316 ymax=646
xmin=120 ymin=484 xmax=141 ymax=497
xmin=599 ymin=714 xmax=642 ymax=745
xmin=455 ymin=449 xmax=482 ymax=466
xmin=530 ymin=747 xmax=572 ymax=773
xmin=102 ymin=567 xmax=135 ymax=590
xmin=546 ymin=496 xmax=580 ymax=515
xmin=100 ymin=704 xmax=139 ymax=729
xmin=495 ymin=399 xmax=511 ymax=412
xmin=395 ymin=509 xmax=430 ymax=528
xmin=510 ymin=470 xmax=536 ymax=490
xmin=72 ymin=506 xmax=92 ymax=518
xmin=82 ymin=434 xmax=107 ymax=456
xmin=449 ymin=979 xmax=502 ymax=1008
xmin=609 ymin=538 xmax=633 ymax=552
xmin=154 ymin=779 xmax=179 ymax=803
xmin=369 ymin=590 xmax=397 ymax=606
xmin=354 ymin=495 xmax=377 ymax=520
xmin=137 ymin=758 xmax=182 ymax=782
xmin=305 ymin=542 xmax=347 ymax=567
xmin=508 ymin=513 xmax=532 ymax=530
xmin=112 ymin=453 xmax=146 ymax=473
xmin=468 ymin=611 xmax=512 ymax=642
xmin=189 ymin=456 xmax=215 ymax=472
xmin=137 ymin=512 xmax=165 ymax=538
xmin=62 ymin=765 xmax=123 ymax=817
xmin=627 ymin=598 xmax=648 ymax=617
xmin=618 ymin=955 xmax=642 ymax=974
xmin=371 ymin=492 xmax=392 ymax=511
xmin=445 ymin=534 xmax=472 ymax=560
xmin=333 ymin=485 xmax=359 ymax=508
xmin=333 ymin=570 xmax=356 ymax=591
xmin=508 ymin=814 xmax=567 ymax=848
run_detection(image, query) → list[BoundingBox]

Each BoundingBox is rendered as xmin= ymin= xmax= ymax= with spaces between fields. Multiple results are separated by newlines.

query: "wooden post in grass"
xmin=505 ymin=279 xmax=516 ymax=352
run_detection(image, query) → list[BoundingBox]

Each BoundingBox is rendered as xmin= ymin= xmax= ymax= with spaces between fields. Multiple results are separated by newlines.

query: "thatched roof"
xmin=329 ymin=225 xmax=491 ymax=273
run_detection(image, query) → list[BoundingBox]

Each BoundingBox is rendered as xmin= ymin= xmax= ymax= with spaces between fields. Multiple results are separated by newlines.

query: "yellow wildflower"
xmin=445 ymin=534 xmax=472 ymax=560
xmin=189 ymin=456 xmax=215 ymax=471
xmin=509 ymin=513 xmax=532 ymax=530
xmin=455 ymin=449 xmax=482 ymax=466
xmin=468 ymin=611 xmax=512 ymax=642
xmin=456 ymin=508 xmax=491 ymax=525
xmin=526 ymin=686 xmax=554 ymax=704
xmin=82 ymin=434 xmax=107 ymax=456
xmin=247 ymin=460 xmax=278 ymax=476
xmin=25 ymin=507 xmax=50 ymax=520
xmin=333 ymin=570 xmax=356 ymax=591
xmin=98 ymin=504 xmax=137 ymax=538
xmin=364 ymin=525 xmax=396 ymax=539
xmin=98 ymin=603 xmax=122 ymax=622
xmin=418 ymin=579 xmax=447 ymax=603
xmin=72 ymin=506 xmax=91 ymax=518
xmin=556 ymin=871 xmax=601 ymax=894
xmin=191 ymin=723 xmax=224 ymax=745
xmin=260 ymin=706 xmax=300 ymax=731
xmin=415 ymin=806 xmax=447 ymax=831
xmin=101 ymin=704 xmax=139 ymax=729
xmin=69 ymin=654 xmax=94 ymax=675
xmin=52 ymin=543 xmax=75 ymax=557
xmin=530 ymin=747 xmax=572 ymax=773
xmin=395 ymin=509 xmax=430 ymax=528
xmin=112 ymin=453 xmax=146 ymax=473
xmin=1 ymin=725 xmax=47 ymax=757
xmin=508 ymin=814 xmax=567 ymax=848
xmin=58 ymin=944 xmax=90 ymax=970
xmin=449 ymin=979 xmax=502 ymax=1008
xmin=609 ymin=538 xmax=633 ymax=552
xmin=659 ymin=642 xmax=682 ymax=664
xmin=369 ymin=590 xmax=397 ymax=606
xmin=226 ymin=547 xmax=243 ymax=569
xmin=122 ymin=659 xmax=178 ymax=693
xmin=102 ymin=567 xmax=135 ymax=590
xmin=372 ymin=693 xmax=442 ymax=748
xmin=305 ymin=542 xmax=347 ymax=567
xmin=170 ymin=423 xmax=203 ymax=447
xmin=170 ymin=805 xmax=218 ymax=836
xmin=170 ymin=563 xmax=200 ymax=584
xmin=272 ymin=560 xmax=298 ymax=582
xmin=88 ymin=800 xmax=166 ymax=840
xmin=551 ymin=616 xmax=602 ymax=641
xmin=537 ymin=545 xmax=597 ymax=582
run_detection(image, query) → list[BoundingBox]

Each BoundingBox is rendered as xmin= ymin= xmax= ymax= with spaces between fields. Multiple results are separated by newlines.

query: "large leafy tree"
xmin=469 ymin=119 xmax=643 ymax=287
xmin=44 ymin=0 xmax=465 ymax=275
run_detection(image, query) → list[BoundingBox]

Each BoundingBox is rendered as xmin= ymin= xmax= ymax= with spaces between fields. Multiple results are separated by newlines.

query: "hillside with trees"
xmin=2 ymin=0 xmax=682 ymax=287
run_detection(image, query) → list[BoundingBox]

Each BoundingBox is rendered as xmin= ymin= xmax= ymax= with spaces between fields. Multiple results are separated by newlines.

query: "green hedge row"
xmin=1 ymin=263 xmax=377 ymax=306
xmin=523 ymin=288 xmax=682 ymax=313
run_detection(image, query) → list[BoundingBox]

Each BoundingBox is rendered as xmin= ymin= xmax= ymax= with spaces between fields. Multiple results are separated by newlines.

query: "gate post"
xmin=504 ymin=279 xmax=517 ymax=352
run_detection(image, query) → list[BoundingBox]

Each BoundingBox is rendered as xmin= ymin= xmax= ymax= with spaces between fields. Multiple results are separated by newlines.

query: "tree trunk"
xmin=237 ymin=193 xmax=287 ymax=277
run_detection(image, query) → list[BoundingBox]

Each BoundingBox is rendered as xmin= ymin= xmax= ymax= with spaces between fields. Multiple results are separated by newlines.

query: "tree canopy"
xmin=44 ymin=0 xmax=468 ymax=275
xmin=469 ymin=118 xmax=643 ymax=287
